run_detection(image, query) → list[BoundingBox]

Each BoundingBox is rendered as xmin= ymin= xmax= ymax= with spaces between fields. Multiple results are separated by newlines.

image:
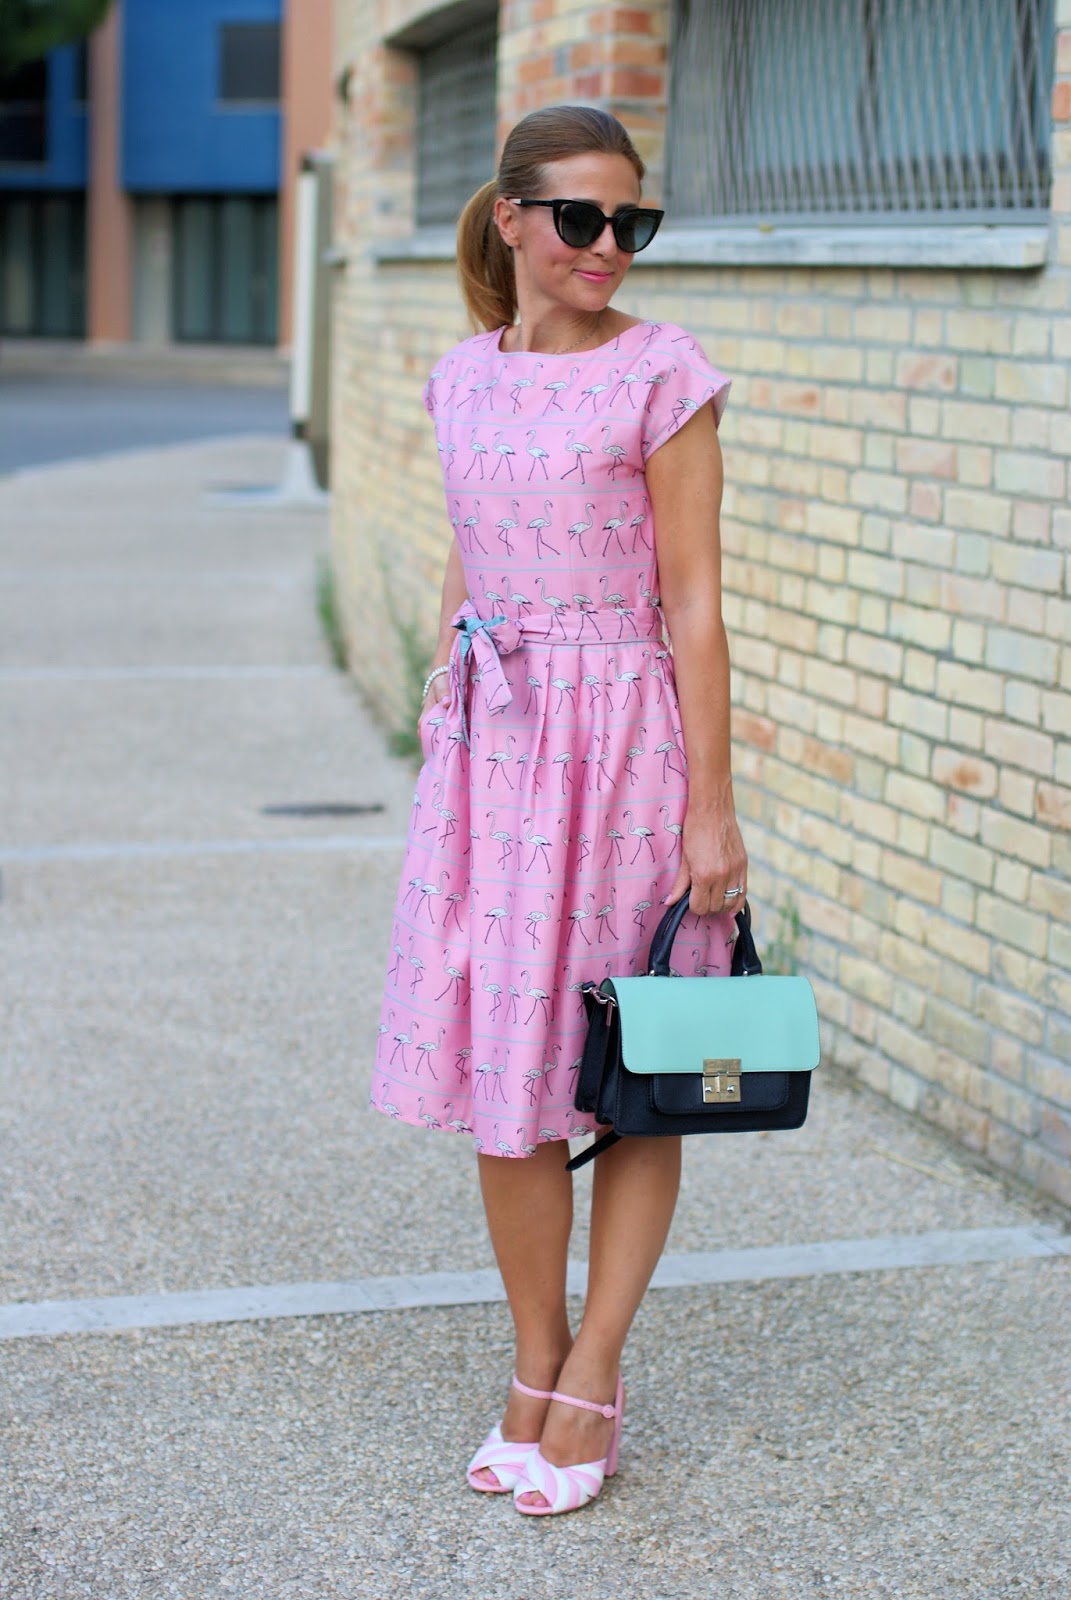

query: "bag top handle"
xmin=646 ymin=891 xmax=762 ymax=978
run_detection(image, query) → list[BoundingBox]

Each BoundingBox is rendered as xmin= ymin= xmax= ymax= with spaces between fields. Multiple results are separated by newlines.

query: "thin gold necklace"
xmin=517 ymin=312 xmax=604 ymax=357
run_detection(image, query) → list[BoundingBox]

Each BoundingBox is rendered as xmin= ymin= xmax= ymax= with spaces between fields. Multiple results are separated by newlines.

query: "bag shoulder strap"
xmin=565 ymin=1130 xmax=620 ymax=1172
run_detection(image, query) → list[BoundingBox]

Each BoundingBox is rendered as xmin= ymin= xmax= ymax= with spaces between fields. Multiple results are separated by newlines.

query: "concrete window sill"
xmin=369 ymin=222 xmax=1049 ymax=271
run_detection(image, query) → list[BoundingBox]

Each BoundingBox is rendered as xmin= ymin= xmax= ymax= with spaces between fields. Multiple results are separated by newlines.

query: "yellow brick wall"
xmin=331 ymin=0 xmax=1071 ymax=1207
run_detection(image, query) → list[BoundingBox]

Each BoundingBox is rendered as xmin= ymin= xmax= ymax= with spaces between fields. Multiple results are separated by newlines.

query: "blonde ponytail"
xmin=455 ymin=107 xmax=646 ymax=336
xmin=457 ymin=180 xmax=516 ymax=334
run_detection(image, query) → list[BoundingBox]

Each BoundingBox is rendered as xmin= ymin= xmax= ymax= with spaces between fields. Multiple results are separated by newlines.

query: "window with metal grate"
xmin=666 ymin=0 xmax=1055 ymax=225
xmin=415 ymin=14 xmax=498 ymax=228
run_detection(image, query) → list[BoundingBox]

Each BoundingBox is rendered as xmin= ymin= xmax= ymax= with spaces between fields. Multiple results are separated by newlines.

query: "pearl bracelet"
xmin=422 ymin=664 xmax=450 ymax=700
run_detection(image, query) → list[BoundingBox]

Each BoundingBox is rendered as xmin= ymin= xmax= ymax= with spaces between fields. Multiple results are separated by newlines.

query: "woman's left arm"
xmin=646 ymin=404 xmax=748 ymax=917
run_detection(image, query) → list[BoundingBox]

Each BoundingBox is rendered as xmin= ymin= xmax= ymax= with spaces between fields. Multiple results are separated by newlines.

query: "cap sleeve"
xmin=640 ymin=326 xmax=731 ymax=462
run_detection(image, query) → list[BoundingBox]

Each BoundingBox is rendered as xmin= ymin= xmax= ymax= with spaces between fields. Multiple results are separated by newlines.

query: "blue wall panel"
xmin=0 ymin=46 xmax=87 ymax=192
xmin=122 ymin=0 xmax=282 ymax=193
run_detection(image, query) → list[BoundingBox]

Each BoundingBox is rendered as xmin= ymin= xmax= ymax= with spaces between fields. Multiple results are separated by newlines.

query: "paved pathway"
xmin=1 ymin=434 xmax=1068 ymax=1599
xmin=0 ymin=372 xmax=288 ymax=473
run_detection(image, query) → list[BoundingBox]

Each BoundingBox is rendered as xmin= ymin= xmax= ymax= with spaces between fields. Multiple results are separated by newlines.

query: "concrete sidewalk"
xmin=1 ymin=436 xmax=1068 ymax=1600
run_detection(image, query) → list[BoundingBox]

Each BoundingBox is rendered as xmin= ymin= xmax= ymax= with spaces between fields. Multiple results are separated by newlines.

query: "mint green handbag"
xmin=567 ymin=895 xmax=820 ymax=1169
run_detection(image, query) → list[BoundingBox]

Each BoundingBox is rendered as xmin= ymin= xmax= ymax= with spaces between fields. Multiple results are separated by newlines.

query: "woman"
xmin=370 ymin=105 xmax=748 ymax=1515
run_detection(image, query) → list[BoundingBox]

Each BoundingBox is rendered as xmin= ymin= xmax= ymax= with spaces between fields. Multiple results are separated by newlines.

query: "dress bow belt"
xmin=449 ymin=598 xmax=664 ymax=748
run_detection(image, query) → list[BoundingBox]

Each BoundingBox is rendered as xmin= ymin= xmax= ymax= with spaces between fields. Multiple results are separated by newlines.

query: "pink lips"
xmin=576 ymin=270 xmax=613 ymax=282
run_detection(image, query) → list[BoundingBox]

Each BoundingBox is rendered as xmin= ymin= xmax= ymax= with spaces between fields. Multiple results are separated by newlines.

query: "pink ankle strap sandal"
xmin=466 ymin=1376 xmax=553 ymax=1494
xmin=513 ymin=1376 xmax=625 ymax=1516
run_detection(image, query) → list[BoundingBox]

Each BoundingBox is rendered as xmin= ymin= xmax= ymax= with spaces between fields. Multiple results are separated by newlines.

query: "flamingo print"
xmin=601 ymin=500 xmax=629 ymax=556
xmin=485 ymin=811 xmax=514 ymax=868
xmin=542 ymin=366 xmax=578 ymax=413
xmin=656 ymin=736 xmax=687 ymax=781
xmin=480 ymin=963 xmax=503 ymax=1020
xmin=630 ymin=499 xmax=651 ymax=551
xmin=568 ymin=892 xmax=594 ymax=944
xmin=523 ymin=817 xmax=552 ymax=871
xmin=429 ymin=782 xmax=456 ymax=845
xmin=486 ymin=734 xmax=516 ymax=789
xmin=633 ymin=878 xmax=660 ymax=929
xmin=624 ymin=808 xmax=657 ymax=863
xmin=522 ymin=971 xmax=551 ymax=1024
xmin=490 ymin=431 xmax=516 ymax=480
xmin=464 ymin=433 xmax=487 ymax=481
xmin=573 ymin=590 xmax=602 ymax=640
xmin=579 ymin=369 xmax=617 ymax=411
xmin=611 ymin=359 xmax=649 ymax=407
xmin=550 ymin=675 xmax=576 ymax=714
xmin=415 ymin=1096 xmax=441 ymax=1128
xmin=601 ymin=426 xmax=628 ymax=480
xmin=608 ymin=655 xmax=643 ymax=709
xmin=434 ymin=955 xmax=465 ymax=1003
xmin=526 ymin=430 xmax=551 ymax=480
xmin=535 ymin=576 xmax=568 ymax=635
xmin=567 ymin=503 xmax=595 ymax=556
xmin=510 ymin=363 xmax=541 ymax=412
xmin=418 ymin=871 xmax=447 ymax=921
xmin=562 ymin=429 xmax=592 ymax=481
xmin=644 ymin=365 xmax=675 ymax=410
xmin=525 ymin=891 xmax=554 ymax=948
xmin=407 ymin=938 xmax=425 ymax=994
xmin=495 ymin=499 xmax=520 ymax=556
xmin=483 ymin=891 xmax=512 ymax=945
xmin=391 ymin=1019 xmax=415 ymax=1067
xmin=625 ymin=728 xmax=646 ymax=785
xmin=527 ymin=501 xmax=559 ymax=558
xmin=462 ymin=500 xmax=486 ymax=550
xmin=660 ymin=804 xmax=683 ymax=840
xmin=414 ymin=1029 xmax=445 ymax=1080
xmin=595 ymin=890 xmax=618 ymax=943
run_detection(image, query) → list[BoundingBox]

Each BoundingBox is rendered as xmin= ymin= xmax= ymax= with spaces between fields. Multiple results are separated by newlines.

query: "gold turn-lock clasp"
xmin=702 ymin=1058 xmax=742 ymax=1104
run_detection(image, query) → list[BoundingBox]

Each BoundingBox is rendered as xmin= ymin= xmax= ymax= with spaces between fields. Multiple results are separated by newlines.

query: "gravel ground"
xmin=1 ymin=433 xmax=1068 ymax=1599
xmin=3 ymin=1262 xmax=1068 ymax=1600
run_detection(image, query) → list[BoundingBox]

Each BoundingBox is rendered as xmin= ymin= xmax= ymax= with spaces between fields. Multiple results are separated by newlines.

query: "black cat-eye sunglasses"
xmin=508 ymin=197 xmax=665 ymax=254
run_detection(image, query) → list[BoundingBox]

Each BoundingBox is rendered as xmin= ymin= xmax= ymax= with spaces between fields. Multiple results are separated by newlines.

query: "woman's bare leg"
xmin=516 ymin=1135 xmax=681 ymax=1507
xmin=473 ymin=1141 xmax=575 ymax=1484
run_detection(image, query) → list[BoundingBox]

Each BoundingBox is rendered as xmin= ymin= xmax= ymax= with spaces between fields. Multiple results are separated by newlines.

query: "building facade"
xmin=329 ymin=0 xmax=1071 ymax=1207
xmin=0 ymin=0 xmax=333 ymax=345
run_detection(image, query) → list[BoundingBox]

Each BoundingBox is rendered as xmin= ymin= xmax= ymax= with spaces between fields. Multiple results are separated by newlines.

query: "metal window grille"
xmin=666 ymin=0 xmax=1055 ymax=224
xmin=219 ymin=22 xmax=281 ymax=104
xmin=415 ymin=15 xmax=498 ymax=227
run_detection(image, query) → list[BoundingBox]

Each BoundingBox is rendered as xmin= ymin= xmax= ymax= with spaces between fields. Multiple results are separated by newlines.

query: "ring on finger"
xmin=724 ymin=886 xmax=745 ymax=899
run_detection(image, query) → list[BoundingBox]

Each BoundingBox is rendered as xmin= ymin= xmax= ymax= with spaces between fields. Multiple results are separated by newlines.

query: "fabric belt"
xmin=450 ymin=600 xmax=664 ymax=748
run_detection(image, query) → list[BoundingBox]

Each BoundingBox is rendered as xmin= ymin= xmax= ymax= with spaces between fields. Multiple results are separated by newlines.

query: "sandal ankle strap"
xmin=549 ymin=1388 xmax=617 ymax=1420
xmin=512 ymin=1376 xmax=554 ymax=1401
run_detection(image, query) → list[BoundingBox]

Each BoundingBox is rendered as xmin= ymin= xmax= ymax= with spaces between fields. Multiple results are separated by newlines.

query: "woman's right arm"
xmin=424 ymin=537 xmax=469 ymax=706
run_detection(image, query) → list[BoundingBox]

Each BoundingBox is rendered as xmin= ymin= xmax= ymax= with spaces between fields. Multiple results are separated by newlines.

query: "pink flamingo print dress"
xmin=370 ymin=320 xmax=735 ymax=1157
